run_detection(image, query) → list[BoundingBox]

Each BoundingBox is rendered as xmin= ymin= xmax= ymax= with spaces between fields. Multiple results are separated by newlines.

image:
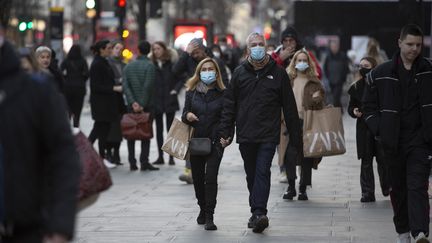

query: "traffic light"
xmin=86 ymin=0 xmax=100 ymax=18
xmin=116 ymin=0 xmax=126 ymax=18
xmin=18 ymin=21 xmax=33 ymax=32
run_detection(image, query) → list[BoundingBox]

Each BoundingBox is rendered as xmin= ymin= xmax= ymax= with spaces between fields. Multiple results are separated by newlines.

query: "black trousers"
xmin=154 ymin=112 xmax=175 ymax=158
xmin=388 ymin=147 xmax=431 ymax=237
xmin=89 ymin=121 xmax=111 ymax=159
xmin=190 ymin=144 xmax=224 ymax=215
xmin=360 ymin=134 xmax=389 ymax=197
xmin=329 ymin=83 xmax=343 ymax=107
xmin=64 ymin=87 xmax=85 ymax=128
xmin=239 ymin=143 xmax=277 ymax=216
xmin=127 ymin=139 xmax=150 ymax=166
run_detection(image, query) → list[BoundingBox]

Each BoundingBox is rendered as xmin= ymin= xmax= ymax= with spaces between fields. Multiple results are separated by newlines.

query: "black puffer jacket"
xmin=362 ymin=53 xmax=432 ymax=153
xmin=219 ymin=57 xmax=302 ymax=149
xmin=0 ymin=41 xmax=81 ymax=239
xmin=182 ymin=88 xmax=225 ymax=141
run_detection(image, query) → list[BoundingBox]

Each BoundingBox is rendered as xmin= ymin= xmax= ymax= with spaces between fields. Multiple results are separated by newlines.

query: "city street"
xmin=73 ymin=98 xmax=411 ymax=243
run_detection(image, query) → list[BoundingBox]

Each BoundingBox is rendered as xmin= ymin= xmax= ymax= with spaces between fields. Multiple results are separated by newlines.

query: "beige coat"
xmin=278 ymin=80 xmax=325 ymax=167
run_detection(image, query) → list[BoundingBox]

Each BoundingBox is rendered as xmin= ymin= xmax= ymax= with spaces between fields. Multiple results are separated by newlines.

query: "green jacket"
xmin=122 ymin=56 xmax=155 ymax=108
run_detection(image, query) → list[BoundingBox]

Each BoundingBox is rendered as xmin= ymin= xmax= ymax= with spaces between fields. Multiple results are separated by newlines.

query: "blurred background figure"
xmin=0 ymin=23 xmax=81 ymax=243
xmin=88 ymin=40 xmax=122 ymax=168
xmin=323 ymin=39 xmax=349 ymax=108
xmin=18 ymin=47 xmax=39 ymax=73
xmin=60 ymin=44 xmax=89 ymax=128
xmin=366 ymin=37 xmax=389 ymax=65
xmin=347 ymin=56 xmax=389 ymax=203
xmin=106 ymin=40 xmax=127 ymax=165
xmin=150 ymin=41 xmax=181 ymax=165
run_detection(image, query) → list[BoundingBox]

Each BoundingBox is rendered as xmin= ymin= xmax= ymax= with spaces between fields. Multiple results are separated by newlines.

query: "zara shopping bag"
xmin=161 ymin=118 xmax=194 ymax=160
xmin=303 ymin=107 xmax=346 ymax=158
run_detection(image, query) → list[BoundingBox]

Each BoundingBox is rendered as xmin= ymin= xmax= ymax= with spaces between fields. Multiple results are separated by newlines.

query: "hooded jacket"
xmin=0 ymin=41 xmax=80 ymax=239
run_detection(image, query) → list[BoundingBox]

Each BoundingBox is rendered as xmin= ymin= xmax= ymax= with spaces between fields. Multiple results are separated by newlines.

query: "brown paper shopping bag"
xmin=161 ymin=118 xmax=194 ymax=160
xmin=303 ymin=107 xmax=346 ymax=158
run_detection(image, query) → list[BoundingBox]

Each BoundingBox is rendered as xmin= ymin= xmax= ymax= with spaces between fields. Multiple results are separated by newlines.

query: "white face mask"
xmin=212 ymin=51 xmax=221 ymax=58
xmin=295 ymin=62 xmax=309 ymax=72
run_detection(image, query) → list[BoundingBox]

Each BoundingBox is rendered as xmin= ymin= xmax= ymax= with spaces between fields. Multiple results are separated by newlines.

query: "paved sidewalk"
xmin=73 ymin=108 xmax=428 ymax=243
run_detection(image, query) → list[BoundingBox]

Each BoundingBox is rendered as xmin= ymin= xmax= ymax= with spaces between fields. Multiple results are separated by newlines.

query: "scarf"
xmin=196 ymin=81 xmax=216 ymax=94
xmin=247 ymin=54 xmax=270 ymax=70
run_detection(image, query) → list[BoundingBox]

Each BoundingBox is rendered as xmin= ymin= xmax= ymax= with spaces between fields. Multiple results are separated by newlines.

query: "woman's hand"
xmin=353 ymin=108 xmax=363 ymax=118
xmin=186 ymin=112 xmax=199 ymax=122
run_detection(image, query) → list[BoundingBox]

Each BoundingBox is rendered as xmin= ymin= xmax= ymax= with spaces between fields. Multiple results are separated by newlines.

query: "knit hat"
xmin=281 ymin=26 xmax=298 ymax=43
xmin=189 ymin=38 xmax=205 ymax=49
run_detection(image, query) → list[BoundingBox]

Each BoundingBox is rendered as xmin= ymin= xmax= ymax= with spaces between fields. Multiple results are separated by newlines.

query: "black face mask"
xmin=359 ymin=67 xmax=372 ymax=77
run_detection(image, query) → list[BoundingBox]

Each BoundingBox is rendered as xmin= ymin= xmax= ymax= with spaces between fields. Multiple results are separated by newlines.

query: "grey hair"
xmin=246 ymin=32 xmax=266 ymax=47
xmin=34 ymin=46 xmax=52 ymax=58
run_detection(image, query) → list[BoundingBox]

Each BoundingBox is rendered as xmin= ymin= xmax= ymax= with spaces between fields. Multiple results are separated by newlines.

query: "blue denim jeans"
xmin=239 ymin=142 xmax=277 ymax=216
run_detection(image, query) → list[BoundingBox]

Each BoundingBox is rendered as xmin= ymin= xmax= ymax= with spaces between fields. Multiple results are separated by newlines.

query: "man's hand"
xmin=170 ymin=90 xmax=177 ymax=95
xmin=132 ymin=102 xmax=143 ymax=113
xmin=186 ymin=42 xmax=199 ymax=55
xmin=220 ymin=137 xmax=232 ymax=148
xmin=43 ymin=233 xmax=68 ymax=243
xmin=186 ymin=112 xmax=199 ymax=122
xmin=278 ymin=46 xmax=295 ymax=61
xmin=353 ymin=108 xmax=363 ymax=118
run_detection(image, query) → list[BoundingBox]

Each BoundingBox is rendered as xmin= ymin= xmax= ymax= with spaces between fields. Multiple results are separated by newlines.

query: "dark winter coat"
xmin=60 ymin=58 xmax=89 ymax=89
xmin=362 ymin=53 xmax=432 ymax=154
xmin=182 ymin=88 xmax=225 ymax=141
xmin=219 ymin=57 xmax=302 ymax=149
xmin=153 ymin=55 xmax=181 ymax=115
xmin=0 ymin=41 xmax=81 ymax=239
xmin=89 ymin=55 xmax=120 ymax=122
xmin=348 ymin=78 xmax=376 ymax=159
xmin=323 ymin=51 xmax=349 ymax=85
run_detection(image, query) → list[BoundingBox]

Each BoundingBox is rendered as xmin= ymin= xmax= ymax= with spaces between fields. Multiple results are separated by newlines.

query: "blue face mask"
xmin=200 ymin=71 xmax=217 ymax=85
xmin=250 ymin=46 xmax=266 ymax=60
xmin=295 ymin=62 xmax=309 ymax=72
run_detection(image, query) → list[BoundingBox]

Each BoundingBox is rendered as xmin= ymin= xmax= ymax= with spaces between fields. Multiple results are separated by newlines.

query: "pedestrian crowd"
xmin=0 ymin=21 xmax=431 ymax=243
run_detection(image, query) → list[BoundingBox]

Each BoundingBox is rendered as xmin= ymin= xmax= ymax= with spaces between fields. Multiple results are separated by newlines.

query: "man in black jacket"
xmin=0 ymin=24 xmax=81 ymax=243
xmin=362 ymin=24 xmax=431 ymax=243
xmin=219 ymin=32 xmax=302 ymax=233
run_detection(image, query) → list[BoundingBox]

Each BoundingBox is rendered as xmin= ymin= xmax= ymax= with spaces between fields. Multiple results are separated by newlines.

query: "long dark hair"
xmin=151 ymin=41 xmax=171 ymax=63
xmin=90 ymin=40 xmax=110 ymax=55
xmin=66 ymin=44 xmax=84 ymax=60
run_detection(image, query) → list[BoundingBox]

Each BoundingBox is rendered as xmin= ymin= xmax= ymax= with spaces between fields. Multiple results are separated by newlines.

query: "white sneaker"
xmin=414 ymin=232 xmax=430 ymax=243
xmin=279 ymin=172 xmax=288 ymax=183
xmin=396 ymin=232 xmax=411 ymax=243
xmin=103 ymin=159 xmax=117 ymax=169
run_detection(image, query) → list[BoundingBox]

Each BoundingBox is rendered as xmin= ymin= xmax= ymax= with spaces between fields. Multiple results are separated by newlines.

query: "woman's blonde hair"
xmin=185 ymin=57 xmax=226 ymax=91
xmin=286 ymin=49 xmax=319 ymax=83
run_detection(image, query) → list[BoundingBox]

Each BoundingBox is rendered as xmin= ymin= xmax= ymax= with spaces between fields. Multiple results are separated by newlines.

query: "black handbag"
xmin=189 ymin=138 xmax=212 ymax=156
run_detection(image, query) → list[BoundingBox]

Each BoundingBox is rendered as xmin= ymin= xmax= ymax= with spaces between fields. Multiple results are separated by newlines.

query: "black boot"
xmin=152 ymin=156 xmax=164 ymax=165
xmin=197 ymin=210 xmax=205 ymax=225
xmin=298 ymin=184 xmax=308 ymax=201
xmin=141 ymin=162 xmax=160 ymax=171
xmin=204 ymin=214 xmax=217 ymax=230
xmin=168 ymin=156 xmax=175 ymax=165
xmin=283 ymin=179 xmax=297 ymax=200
